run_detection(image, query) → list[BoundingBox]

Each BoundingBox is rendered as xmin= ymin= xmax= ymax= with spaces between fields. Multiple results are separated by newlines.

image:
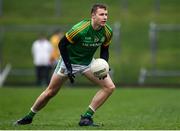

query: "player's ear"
xmin=91 ymin=13 xmax=96 ymax=19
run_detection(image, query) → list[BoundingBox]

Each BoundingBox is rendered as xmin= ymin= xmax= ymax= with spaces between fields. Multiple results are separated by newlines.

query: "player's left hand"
xmin=98 ymin=68 xmax=111 ymax=80
xmin=99 ymin=75 xmax=107 ymax=80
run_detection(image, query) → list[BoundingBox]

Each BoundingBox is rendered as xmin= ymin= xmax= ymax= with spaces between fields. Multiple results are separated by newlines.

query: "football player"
xmin=15 ymin=3 xmax=116 ymax=126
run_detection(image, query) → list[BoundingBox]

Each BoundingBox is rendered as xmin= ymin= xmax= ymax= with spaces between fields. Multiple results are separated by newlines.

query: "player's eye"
xmin=99 ymin=13 xmax=107 ymax=16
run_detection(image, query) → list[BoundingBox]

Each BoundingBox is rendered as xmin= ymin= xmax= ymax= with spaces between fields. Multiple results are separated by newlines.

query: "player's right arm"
xmin=58 ymin=36 xmax=75 ymax=83
xmin=59 ymin=20 xmax=89 ymax=83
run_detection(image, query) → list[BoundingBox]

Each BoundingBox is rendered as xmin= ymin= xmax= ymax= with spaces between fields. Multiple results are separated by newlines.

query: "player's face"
xmin=92 ymin=8 xmax=108 ymax=27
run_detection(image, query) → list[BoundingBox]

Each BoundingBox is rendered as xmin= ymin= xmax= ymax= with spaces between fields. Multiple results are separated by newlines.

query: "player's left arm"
xmin=100 ymin=45 xmax=109 ymax=62
xmin=99 ymin=45 xmax=110 ymax=80
xmin=100 ymin=25 xmax=113 ymax=77
xmin=100 ymin=26 xmax=113 ymax=62
xmin=99 ymin=45 xmax=109 ymax=80
xmin=58 ymin=36 xmax=75 ymax=83
xmin=101 ymin=24 xmax=113 ymax=62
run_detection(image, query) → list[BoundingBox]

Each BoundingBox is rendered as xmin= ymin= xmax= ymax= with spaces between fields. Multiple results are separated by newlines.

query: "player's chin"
xmin=100 ymin=23 xmax=106 ymax=27
xmin=101 ymin=21 xmax=107 ymax=26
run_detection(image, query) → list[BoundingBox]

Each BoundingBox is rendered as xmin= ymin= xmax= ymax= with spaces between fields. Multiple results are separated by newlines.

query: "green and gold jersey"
xmin=65 ymin=19 xmax=113 ymax=65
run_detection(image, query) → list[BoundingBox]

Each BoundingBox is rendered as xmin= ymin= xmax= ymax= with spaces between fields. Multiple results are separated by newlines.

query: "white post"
xmin=0 ymin=64 xmax=11 ymax=87
xmin=113 ymin=22 xmax=121 ymax=55
xmin=149 ymin=22 xmax=157 ymax=70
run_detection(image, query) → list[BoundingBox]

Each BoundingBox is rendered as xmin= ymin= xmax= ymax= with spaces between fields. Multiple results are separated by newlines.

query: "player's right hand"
xmin=67 ymin=72 xmax=75 ymax=84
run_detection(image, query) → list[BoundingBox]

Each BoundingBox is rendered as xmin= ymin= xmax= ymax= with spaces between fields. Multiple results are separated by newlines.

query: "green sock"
xmin=83 ymin=107 xmax=94 ymax=118
xmin=27 ymin=110 xmax=36 ymax=119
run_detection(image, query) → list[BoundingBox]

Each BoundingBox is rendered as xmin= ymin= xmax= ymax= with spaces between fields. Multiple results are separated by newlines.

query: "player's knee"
xmin=45 ymin=88 xmax=57 ymax=98
xmin=109 ymin=84 xmax=116 ymax=92
xmin=105 ymin=84 xmax=116 ymax=93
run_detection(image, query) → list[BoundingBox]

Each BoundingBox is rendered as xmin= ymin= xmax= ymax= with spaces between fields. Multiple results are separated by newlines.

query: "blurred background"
xmin=0 ymin=0 xmax=179 ymax=87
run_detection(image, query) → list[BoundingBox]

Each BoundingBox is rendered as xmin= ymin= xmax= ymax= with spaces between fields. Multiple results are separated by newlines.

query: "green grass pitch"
xmin=0 ymin=86 xmax=180 ymax=130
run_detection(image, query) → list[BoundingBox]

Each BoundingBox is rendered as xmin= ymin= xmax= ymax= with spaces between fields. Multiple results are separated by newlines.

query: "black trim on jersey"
xmin=100 ymin=45 xmax=109 ymax=62
xmin=58 ymin=36 xmax=72 ymax=73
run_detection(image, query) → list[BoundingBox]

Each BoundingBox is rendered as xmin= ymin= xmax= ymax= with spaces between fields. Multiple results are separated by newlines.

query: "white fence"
xmin=139 ymin=23 xmax=180 ymax=85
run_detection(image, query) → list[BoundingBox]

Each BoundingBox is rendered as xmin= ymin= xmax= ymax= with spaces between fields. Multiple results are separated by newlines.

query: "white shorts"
xmin=54 ymin=59 xmax=93 ymax=76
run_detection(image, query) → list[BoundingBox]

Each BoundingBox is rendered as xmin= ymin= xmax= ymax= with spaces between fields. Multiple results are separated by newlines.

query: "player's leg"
xmin=31 ymin=73 xmax=67 ymax=112
xmin=79 ymin=69 xmax=115 ymax=126
xmin=84 ymin=70 xmax=115 ymax=110
xmin=14 ymin=73 xmax=68 ymax=125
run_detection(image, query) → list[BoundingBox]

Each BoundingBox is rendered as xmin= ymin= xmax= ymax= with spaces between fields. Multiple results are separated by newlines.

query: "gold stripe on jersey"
xmin=104 ymin=26 xmax=112 ymax=46
xmin=104 ymin=38 xmax=111 ymax=46
xmin=66 ymin=21 xmax=90 ymax=43
xmin=103 ymin=40 xmax=112 ymax=46
xmin=68 ymin=22 xmax=88 ymax=37
xmin=66 ymin=33 xmax=74 ymax=43
xmin=66 ymin=22 xmax=89 ymax=43
xmin=70 ymin=22 xmax=90 ymax=39
xmin=105 ymin=26 xmax=111 ymax=39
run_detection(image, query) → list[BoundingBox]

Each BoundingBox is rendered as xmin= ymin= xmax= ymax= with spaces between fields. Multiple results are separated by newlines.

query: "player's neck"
xmin=91 ymin=20 xmax=102 ymax=31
